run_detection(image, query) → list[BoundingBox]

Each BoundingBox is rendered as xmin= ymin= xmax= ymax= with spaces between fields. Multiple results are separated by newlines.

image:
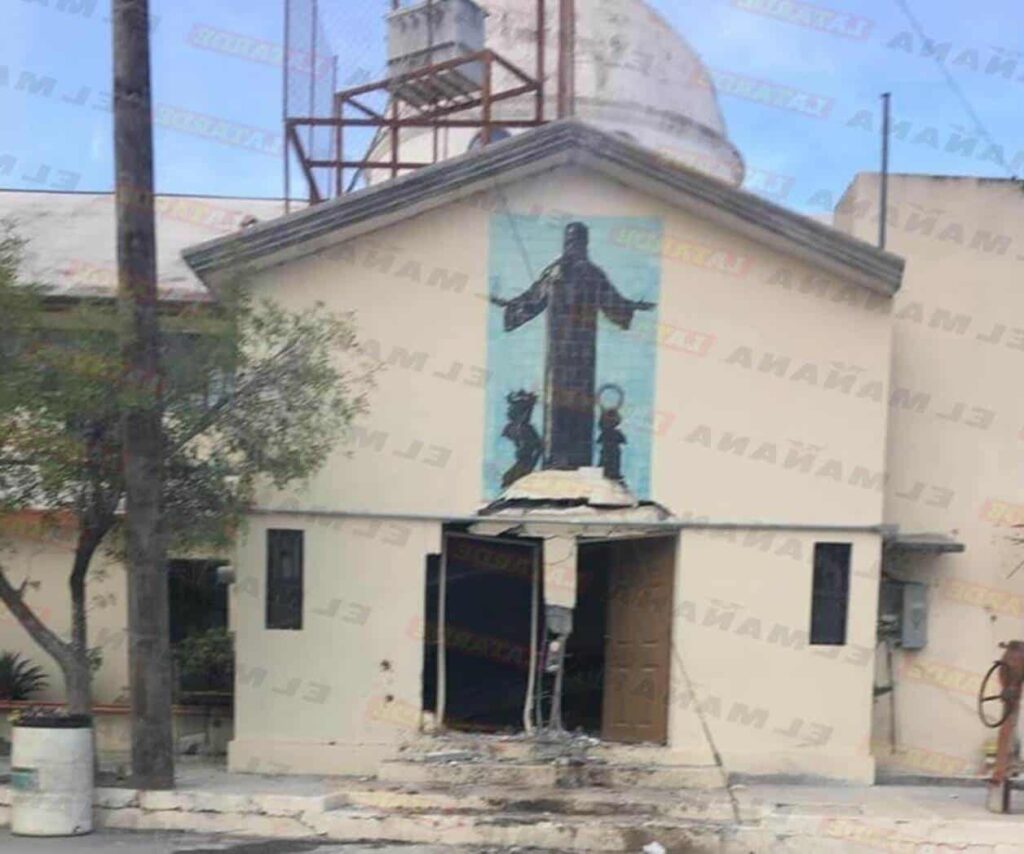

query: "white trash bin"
xmin=11 ymin=714 xmax=94 ymax=837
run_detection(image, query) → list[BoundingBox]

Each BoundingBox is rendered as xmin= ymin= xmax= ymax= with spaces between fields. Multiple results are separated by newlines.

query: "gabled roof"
xmin=184 ymin=120 xmax=904 ymax=296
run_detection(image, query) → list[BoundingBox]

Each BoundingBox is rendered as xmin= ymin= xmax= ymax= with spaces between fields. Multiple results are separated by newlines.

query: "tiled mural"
xmin=484 ymin=215 xmax=663 ymax=499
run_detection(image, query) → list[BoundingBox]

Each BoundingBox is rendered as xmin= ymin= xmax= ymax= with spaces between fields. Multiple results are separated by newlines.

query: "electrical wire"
xmin=495 ymin=184 xmax=538 ymax=285
xmin=670 ymin=643 xmax=741 ymax=823
xmin=892 ymin=0 xmax=1018 ymax=179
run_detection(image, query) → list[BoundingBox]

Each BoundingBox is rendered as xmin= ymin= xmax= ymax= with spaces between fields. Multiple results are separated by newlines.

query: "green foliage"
xmin=173 ymin=628 xmax=234 ymax=696
xmin=0 ymin=651 xmax=49 ymax=700
xmin=0 ymin=221 xmax=376 ymax=556
xmin=159 ymin=286 xmax=376 ymax=552
xmin=0 ymin=219 xmax=376 ymax=705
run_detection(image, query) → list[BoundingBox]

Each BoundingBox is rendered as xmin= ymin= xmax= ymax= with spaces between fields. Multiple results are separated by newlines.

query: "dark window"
xmin=810 ymin=543 xmax=851 ymax=645
xmin=266 ymin=530 xmax=304 ymax=630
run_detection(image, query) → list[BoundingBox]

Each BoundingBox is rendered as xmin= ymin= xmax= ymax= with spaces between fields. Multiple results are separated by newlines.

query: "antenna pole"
xmin=284 ymin=0 xmax=291 ymax=213
xmin=879 ymin=92 xmax=891 ymax=250
xmin=536 ymin=0 xmax=545 ymax=122
xmin=557 ymin=0 xmax=575 ymax=119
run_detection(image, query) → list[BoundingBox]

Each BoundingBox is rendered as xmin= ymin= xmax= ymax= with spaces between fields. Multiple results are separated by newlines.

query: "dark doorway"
xmin=561 ymin=542 xmax=610 ymax=734
xmin=168 ymin=560 xmax=228 ymax=644
xmin=421 ymin=554 xmax=441 ymax=715
xmin=168 ymin=560 xmax=232 ymax=701
xmin=440 ymin=533 xmax=539 ymax=733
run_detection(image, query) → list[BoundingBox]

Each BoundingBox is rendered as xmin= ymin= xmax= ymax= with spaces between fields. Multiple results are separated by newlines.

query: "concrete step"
xmin=337 ymin=783 xmax=743 ymax=822
xmin=378 ymin=758 xmax=726 ymax=790
xmin=398 ymin=735 xmax=714 ymax=768
xmin=309 ymin=807 xmax=733 ymax=852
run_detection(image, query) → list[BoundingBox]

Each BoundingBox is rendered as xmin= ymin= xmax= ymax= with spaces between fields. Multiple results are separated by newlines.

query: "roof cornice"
xmin=183 ymin=120 xmax=904 ymax=296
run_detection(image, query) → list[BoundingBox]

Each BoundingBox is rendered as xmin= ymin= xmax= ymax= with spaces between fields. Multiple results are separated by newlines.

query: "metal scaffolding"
xmin=283 ymin=0 xmax=575 ymax=209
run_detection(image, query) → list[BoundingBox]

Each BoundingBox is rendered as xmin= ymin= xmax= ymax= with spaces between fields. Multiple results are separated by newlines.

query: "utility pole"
xmin=112 ymin=0 xmax=174 ymax=789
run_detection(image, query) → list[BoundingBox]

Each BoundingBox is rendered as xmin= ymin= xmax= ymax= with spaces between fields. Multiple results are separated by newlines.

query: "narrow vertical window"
xmin=266 ymin=530 xmax=304 ymax=630
xmin=810 ymin=543 xmax=851 ymax=646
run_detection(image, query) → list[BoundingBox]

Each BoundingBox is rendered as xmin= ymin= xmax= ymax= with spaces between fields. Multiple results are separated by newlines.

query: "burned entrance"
xmin=425 ymin=528 xmax=676 ymax=744
xmin=426 ymin=533 xmax=540 ymax=733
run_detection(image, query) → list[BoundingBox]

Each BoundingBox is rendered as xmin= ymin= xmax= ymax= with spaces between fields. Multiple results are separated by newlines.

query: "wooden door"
xmin=601 ymin=537 xmax=676 ymax=744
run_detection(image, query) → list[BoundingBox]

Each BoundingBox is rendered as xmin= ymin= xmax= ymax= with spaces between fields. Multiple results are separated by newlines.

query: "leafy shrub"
xmin=0 ymin=652 xmax=49 ymax=701
xmin=173 ymin=628 xmax=234 ymax=698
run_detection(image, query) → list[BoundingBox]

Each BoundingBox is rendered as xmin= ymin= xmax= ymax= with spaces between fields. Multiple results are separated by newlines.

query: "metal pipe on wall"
xmin=522 ymin=544 xmax=541 ymax=733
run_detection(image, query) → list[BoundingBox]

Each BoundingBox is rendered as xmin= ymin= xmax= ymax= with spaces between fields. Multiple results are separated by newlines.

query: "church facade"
xmin=3 ymin=0 xmax=1020 ymax=789
xmin=185 ymin=122 xmax=903 ymax=782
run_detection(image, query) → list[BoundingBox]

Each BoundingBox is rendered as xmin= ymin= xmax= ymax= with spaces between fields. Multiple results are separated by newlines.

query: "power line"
xmin=892 ymin=0 xmax=1018 ymax=179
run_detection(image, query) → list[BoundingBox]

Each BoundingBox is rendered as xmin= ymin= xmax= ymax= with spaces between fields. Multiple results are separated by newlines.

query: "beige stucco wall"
xmin=671 ymin=530 xmax=881 ymax=783
xmin=836 ymin=174 xmax=1024 ymax=777
xmin=250 ymin=165 xmax=894 ymax=525
xmin=230 ymin=164 xmax=894 ymax=780
xmin=0 ymin=518 xmax=129 ymax=706
xmin=229 ymin=514 xmax=441 ymax=776
xmin=0 ymin=519 xmax=233 ymax=759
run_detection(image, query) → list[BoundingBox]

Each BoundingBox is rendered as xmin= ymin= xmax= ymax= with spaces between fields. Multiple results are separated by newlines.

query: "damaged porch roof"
xmin=475 ymin=468 xmax=676 ymax=539
xmin=183 ymin=120 xmax=905 ymax=297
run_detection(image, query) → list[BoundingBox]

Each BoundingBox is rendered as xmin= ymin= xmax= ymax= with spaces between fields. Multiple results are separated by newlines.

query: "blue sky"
xmin=2 ymin=0 xmax=1022 ymax=214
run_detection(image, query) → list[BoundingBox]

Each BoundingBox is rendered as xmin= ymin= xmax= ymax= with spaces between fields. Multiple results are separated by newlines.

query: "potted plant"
xmin=173 ymin=628 xmax=235 ymax=707
xmin=0 ymin=652 xmax=49 ymax=701
xmin=1 ymin=651 xmax=49 ymax=759
xmin=10 ymin=706 xmax=93 ymax=837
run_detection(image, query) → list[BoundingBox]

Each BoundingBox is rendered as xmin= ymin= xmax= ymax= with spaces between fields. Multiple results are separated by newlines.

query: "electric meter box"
xmin=387 ymin=0 xmax=487 ymax=106
xmin=878 ymin=579 xmax=928 ymax=650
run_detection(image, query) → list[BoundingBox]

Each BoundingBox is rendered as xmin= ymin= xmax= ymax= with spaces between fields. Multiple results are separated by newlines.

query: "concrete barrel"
xmin=11 ymin=715 xmax=94 ymax=837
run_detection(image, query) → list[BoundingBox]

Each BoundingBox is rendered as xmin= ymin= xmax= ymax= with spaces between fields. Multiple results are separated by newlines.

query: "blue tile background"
xmin=483 ymin=214 xmax=663 ymax=500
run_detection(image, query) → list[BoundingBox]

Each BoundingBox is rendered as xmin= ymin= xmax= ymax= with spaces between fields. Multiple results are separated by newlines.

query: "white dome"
xmin=367 ymin=0 xmax=743 ymax=186
xmin=482 ymin=0 xmax=743 ymax=184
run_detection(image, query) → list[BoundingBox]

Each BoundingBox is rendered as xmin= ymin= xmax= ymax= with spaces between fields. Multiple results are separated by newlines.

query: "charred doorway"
xmin=425 ymin=531 xmax=676 ymax=743
xmin=434 ymin=532 xmax=540 ymax=733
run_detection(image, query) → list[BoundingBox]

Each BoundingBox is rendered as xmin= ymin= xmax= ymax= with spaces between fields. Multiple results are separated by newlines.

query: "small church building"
xmin=4 ymin=0 xmax=1024 ymax=789
xmin=185 ymin=119 xmax=904 ymax=783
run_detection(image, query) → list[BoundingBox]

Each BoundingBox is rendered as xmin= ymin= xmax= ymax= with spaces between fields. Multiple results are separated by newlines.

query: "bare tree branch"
xmin=0 ymin=560 xmax=71 ymax=667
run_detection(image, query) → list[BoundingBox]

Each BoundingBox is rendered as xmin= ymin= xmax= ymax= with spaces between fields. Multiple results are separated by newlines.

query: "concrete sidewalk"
xmin=732 ymin=782 xmax=1024 ymax=851
xmin=0 ymin=832 xmax=460 ymax=853
xmin=4 ymin=759 xmax=1024 ymax=851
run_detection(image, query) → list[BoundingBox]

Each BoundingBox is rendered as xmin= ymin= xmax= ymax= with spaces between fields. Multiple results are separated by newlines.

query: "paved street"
xmin=0 ymin=832 xmax=470 ymax=853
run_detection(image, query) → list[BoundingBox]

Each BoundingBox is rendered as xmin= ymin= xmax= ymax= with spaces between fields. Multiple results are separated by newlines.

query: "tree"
xmin=0 ymin=224 xmax=374 ymax=745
